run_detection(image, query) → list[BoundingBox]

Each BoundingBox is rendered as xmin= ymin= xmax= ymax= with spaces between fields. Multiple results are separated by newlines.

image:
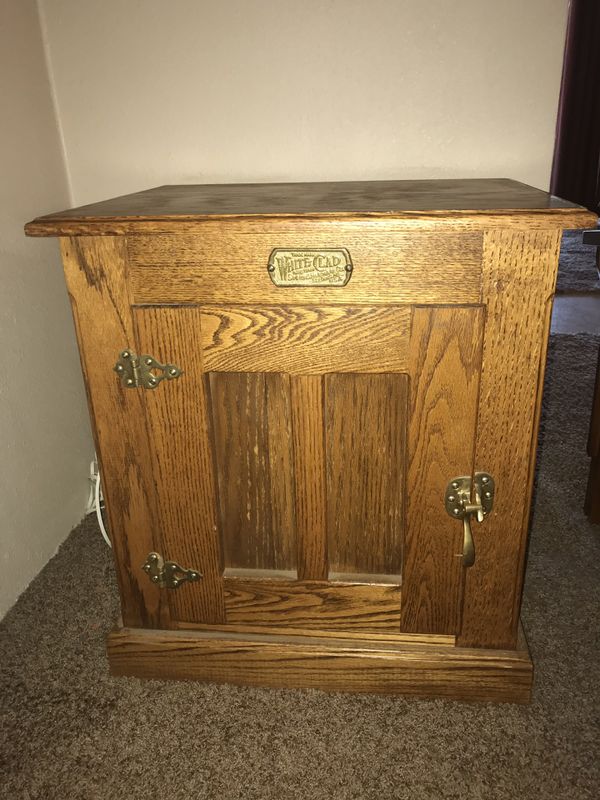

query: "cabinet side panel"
xmin=459 ymin=229 xmax=561 ymax=649
xmin=401 ymin=306 xmax=484 ymax=636
xmin=325 ymin=373 xmax=407 ymax=577
xmin=134 ymin=306 xmax=226 ymax=624
xmin=60 ymin=237 xmax=168 ymax=628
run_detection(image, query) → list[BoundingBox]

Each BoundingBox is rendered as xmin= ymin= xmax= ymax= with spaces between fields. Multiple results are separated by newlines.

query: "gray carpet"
xmin=1 ymin=334 xmax=599 ymax=800
xmin=557 ymin=230 xmax=600 ymax=292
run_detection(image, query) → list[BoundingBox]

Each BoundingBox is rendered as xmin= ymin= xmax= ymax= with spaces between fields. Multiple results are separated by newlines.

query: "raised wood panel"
xmin=459 ymin=229 xmax=562 ymax=649
xmin=133 ymin=307 xmax=225 ymax=624
xmin=201 ymin=305 xmax=411 ymax=373
xmin=401 ymin=306 xmax=484 ymax=636
xmin=207 ymin=372 xmax=296 ymax=571
xmin=222 ymin=578 xmax=400 ymax=633
xmin=127 ymin=224 xmax=482 ymax=305
xmin=60 ymin=237 xmax=169 ymax=629
xmin=266 ymin=375 xmax=297 ymax=568
xmin=108 ymin=625 xmax=534 ymax=703
xmin=290 ymin=375 xmax=328 ymax=581
xmin=325 ymin=374 xmax=407 ymax=576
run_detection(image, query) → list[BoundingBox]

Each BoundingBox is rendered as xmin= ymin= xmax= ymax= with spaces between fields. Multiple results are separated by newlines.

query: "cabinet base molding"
xmin=107 ymin=624 xmax=533 ymax=704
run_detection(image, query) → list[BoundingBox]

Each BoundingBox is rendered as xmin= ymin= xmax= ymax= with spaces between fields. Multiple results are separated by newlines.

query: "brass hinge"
xmin=142 ymin=552 xmax=202 ymax=589
xmin=445 ymin=472 xmax=495 ymax=568
xmin=114 ymin=350 xmax=183 ymax=389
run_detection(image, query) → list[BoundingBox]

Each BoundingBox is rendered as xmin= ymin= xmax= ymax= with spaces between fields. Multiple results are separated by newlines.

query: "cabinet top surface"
xmin=25 ymin=178 xmax=596 ymax=235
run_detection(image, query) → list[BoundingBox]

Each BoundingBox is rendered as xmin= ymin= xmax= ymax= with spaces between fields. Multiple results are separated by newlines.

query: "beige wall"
xmin=0 ymin=0 xmax=93 ymax=616
xmin=39 ymin=0 xmax=568 ymax=205
xmin=0 ymin=0 xmax=570 ymax=616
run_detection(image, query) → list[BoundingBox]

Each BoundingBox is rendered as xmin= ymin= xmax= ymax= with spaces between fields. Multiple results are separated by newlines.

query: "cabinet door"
xmin=133 ymin=303 xmax=483 ymax=638
xmin=62 ymin=229 xmax=561 ymax=648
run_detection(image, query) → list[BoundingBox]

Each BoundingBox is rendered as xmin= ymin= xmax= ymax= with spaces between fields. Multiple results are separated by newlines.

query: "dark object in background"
xmin=551 ymin=0 xmax=600 ymax=213
xmin=582 ymin=230 xmax=600 ymax=523
xmin=582 ymin=228 xmax=600 ymax=276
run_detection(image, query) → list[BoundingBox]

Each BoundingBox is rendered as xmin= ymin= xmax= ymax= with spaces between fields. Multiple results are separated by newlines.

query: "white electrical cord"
xmin=85 ymin=470 xmax=96 ymax=515
xmin=94 ymin=463 xmax=112 ymax=548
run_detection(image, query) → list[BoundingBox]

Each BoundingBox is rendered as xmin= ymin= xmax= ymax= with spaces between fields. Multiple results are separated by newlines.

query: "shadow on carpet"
xmin=1 ymin=334 xmax=599 ymax=800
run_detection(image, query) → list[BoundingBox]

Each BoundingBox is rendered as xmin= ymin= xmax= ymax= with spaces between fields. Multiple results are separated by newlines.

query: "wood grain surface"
xmin=26 ymin=179 xmax=595 ymax=238
xmin=27 ymin=212 xmax=597 ymax=237
xmin=134 ymin=307 xmax=225 ymax=624
xmin=201 ymin=305 xmax=411 ymax=373
xmin=400 ymin=306 xmax=484 ymax=636
xmin=107 ymin=624 xmax=533 ymax=703
xmin=208 ymin=372 xmax=296 ymax=572
xmin=290 ymin=375 xmax=328 ymax=581
xmin=222 ymin=578 xmax=400 ymax=632
xmin=46 ymin=178 xmax=590 ymax=699
xmin=459 ymin=229 xmax=562 ymax=648
xmin=325 ymin=374 xmax=407 ymax=576
xmin=127 ymin=224 xmax=482 ymax=306
xmin=173 ymin=619 xmax=454 ymax=645
xmin=60 ymin=237 xmax=169 ymax=628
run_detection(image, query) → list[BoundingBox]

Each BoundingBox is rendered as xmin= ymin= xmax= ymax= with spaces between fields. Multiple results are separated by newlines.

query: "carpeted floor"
xmin=1 ymin=334 xmax=599 ymax=800
xmin=556 ymin=230 xmax=600 ymax=292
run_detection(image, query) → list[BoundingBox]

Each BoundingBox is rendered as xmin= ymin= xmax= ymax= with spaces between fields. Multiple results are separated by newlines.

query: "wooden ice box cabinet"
xmin=26 ymin=179 xmax=597 ymax=703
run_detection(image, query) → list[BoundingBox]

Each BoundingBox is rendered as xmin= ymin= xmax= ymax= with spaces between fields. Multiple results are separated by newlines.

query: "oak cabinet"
xmin=26 ymin=179 xmax=596 ymax=702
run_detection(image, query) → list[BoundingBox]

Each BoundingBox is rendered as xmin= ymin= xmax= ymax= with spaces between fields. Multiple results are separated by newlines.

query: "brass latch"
xmin=142 ymin=552 xmax=202 ymax=589
xmin=445 ymin=473 xmax=495 ymax=568
xmin=114 ymin=350 xmax=182 ymax=389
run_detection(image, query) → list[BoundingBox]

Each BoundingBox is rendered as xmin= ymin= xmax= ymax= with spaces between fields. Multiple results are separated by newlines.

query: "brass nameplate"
xmin=267 ymin=248 xmax=353 ymax=287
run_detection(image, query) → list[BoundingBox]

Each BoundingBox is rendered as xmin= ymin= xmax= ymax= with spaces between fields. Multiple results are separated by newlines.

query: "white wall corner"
xmin=36 ymin=0 xmax=74 ymax=206
xmin=0 ymin=0 xmax=94 ymax=619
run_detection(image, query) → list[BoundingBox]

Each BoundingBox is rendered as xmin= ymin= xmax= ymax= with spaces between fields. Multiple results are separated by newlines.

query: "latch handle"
xmin=461 ymin=504 xmax=479 ymax=567
xmin=445 ymin=474 xmax=495 ymax=567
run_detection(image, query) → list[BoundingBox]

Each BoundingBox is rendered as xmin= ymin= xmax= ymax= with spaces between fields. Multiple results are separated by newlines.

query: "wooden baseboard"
xmin=107 ymin=624 xmax=533 ymax=704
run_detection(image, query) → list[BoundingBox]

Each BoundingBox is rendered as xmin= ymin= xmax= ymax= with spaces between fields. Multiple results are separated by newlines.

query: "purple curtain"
xmin=550 ymin=0 xmax=600 ymax=212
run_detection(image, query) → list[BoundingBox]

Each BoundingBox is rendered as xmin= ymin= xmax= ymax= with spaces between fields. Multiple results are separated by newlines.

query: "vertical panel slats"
xmin=325 ymin=374 xmax=407 ymax=577
xmin=290 ymin=375 xmax=328 ymax=581
xmin=209 ymin=373 xmax=272 ymax=569
xmin=208 ymin=372 xmax=296 ymax=572
xmin=266 ymin=374 xmax=297 ymax=569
